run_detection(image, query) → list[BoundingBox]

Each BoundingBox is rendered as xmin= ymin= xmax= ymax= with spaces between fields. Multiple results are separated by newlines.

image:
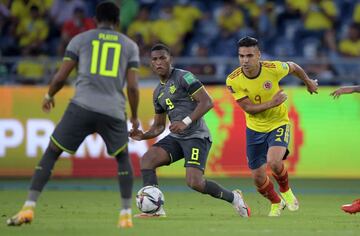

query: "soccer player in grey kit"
xmin=7 ymin=2 xmax=139 ymax=228
xmin=130 ymin=44 xmax=250 ymax=218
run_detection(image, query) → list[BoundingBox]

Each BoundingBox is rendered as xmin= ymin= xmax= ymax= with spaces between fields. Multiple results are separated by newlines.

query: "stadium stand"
xmin=0 ymin=0 xmax=360 ymax=85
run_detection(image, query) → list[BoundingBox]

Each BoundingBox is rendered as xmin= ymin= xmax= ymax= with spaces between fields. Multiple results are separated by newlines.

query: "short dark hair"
xmin=237 ymin=36 xmax=259 ymax=48
xmin=151 ymin=43 xmax=171 ymax=55
xmin=96 ymin=1 xmax=119 ymax=24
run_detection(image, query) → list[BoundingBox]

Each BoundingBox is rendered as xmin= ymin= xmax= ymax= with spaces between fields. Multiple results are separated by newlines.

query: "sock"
xmin=24 ymin=200 xmax=36 ymax=208
xmin=121 ymin=198 xmax=132 ymax=210
xmin=141 ymin=169 xmax=158 ymax=187
xmin=203 ymin=179 xmax=234 ymax=203
xmin=257 ymin=176 xmax=281 ymax=204
xmin=28 ymin=144 xmax=61 ymax=200
xmin=272 ymin=164 xmax=289 ymax=193
xmin=120 ymin=208 xmax=131 ymax=214
xmin=115 ymin=150 xmax=133 ymax=209
xmin=26 ymin=191 xmax=41 ymax=204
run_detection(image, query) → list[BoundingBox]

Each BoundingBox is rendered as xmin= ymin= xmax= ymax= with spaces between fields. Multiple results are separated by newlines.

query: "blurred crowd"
xmin=1 ymin=0 xmax=360 ymax=85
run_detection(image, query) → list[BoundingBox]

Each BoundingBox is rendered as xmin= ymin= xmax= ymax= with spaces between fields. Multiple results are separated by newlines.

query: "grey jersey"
xmin=153 ymin=68 xmax=211 ymax=140
xmin=64 ymin=28 xmax=140 ymax=120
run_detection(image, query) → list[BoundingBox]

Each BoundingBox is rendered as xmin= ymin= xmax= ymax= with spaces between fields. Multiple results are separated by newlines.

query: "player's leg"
xmin=185 ymin=167 xmax=250 ymax=217
xmin=183 ymin=138 xmax=250 ymax=217
xmin=7 ymin=103 xmax=92 ymax=226
xmin=6 ymin=141 xmax=62 ymax=226
xmin=140 ymin=147 xmax=170 ymax=186
xmin=112 ymin=148 xmax=133 ymax=228
xmin=246 ymin=127 xmax=284 ymax=216
xmin=135 ymin=137 xmax=176 ymax=218
xmin=267 ymin=124 xmax=298 ymax=211
xmin=140 ymin=135 xmax=179 ymax=187
xmin=97 ymin=115 xmax=135 ymax=227
xmin=251 ymin=164 xmax=285 ymax=216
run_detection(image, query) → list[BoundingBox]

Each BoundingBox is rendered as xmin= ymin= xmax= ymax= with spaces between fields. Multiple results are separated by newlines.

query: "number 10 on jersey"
xmin=91 ymin=40 xmax=122 ymax=77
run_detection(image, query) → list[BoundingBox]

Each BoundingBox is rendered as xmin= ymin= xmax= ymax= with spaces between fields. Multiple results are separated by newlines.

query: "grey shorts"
xmin=153 ymin=135 xmax=212 ymax=171
xmin=51 ymin=102 xmax=128 ymax=156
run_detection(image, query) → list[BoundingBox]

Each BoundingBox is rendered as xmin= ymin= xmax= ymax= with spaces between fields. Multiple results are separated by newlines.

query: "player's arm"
xmin=42 ymin=60 xmax=77 ymax=113
xmin=129 ymin=113 xmax=166 ymax=140
xmin=187 ymin=87 xmax=213 ymax=122
xmin=126 ymin=68 xmax=140 ymax=130
xmin=236 ymin=90 xmax=287 ymax=115
xmin=169 ymin=87 xmax=213 ymax=133
xmin=287 ymin=61 xmax=318 ymax=94
xmin=330 ymin=85 xmax=360 ymax=99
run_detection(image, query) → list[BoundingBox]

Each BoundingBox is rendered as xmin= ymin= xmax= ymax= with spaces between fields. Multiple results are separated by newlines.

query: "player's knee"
xmin=140 ymin=151 xmax=157 ymax=169
xmin=186 ymin=176 xmax=204 ymax=192
xmin=48 ymin=141 xmax=62 ymax=155
xmin=268 ymin=159 xmax=282 ymax=173
xmin=253 ymin=173 xmax=266 ymax=187
xmin=115 ymin=150 xmax=129 ymax=163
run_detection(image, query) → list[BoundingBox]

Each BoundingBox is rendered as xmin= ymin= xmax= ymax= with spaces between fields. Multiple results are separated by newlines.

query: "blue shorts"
xmin=246 ymin=124 xmax=290 ymax=170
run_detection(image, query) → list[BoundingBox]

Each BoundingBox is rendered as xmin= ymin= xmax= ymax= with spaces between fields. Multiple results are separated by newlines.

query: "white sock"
xmin=120 ymin=208 xmax=131 ymax=215
xmin=24 ymin=200 xmax=36 ymax=207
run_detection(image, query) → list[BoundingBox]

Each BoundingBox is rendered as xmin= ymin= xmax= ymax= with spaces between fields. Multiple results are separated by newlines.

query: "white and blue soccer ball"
xmin=136 ymin=186 xmax=165 ymax=213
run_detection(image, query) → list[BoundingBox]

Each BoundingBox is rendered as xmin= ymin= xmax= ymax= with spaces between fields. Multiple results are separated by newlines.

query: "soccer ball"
xmin=136 ymin=186 xmax=164 ymax=213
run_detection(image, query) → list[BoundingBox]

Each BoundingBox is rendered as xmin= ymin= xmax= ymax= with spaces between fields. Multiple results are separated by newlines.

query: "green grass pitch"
xmin=0 ymin=178 xmax=359 ymax=236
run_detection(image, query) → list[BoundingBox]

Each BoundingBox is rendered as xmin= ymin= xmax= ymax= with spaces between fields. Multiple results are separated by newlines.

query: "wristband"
xmin=44 ymin=93 xmax=53 ymax=100
xmin=182 ymin=116 xmax=192 ymax=126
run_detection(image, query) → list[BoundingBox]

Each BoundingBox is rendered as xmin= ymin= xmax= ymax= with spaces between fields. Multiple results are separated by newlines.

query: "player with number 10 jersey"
xmin=66 ymin=24 xmax=139 ymax=121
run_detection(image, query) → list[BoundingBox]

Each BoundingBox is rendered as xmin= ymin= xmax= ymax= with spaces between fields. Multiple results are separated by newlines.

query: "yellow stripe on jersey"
xmin=191 ymin=85 xmax=204 ymax=96
xmin=226 ymin=61 xmax=290 ymax=132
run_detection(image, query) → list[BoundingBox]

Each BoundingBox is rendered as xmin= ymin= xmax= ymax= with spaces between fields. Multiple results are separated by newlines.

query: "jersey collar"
xmin=242 ymin=63 xmax=262 ymax=80
xmin=160 ymin=68 xmax=175 ymax=85
xmin=98 ymin=26 xmax=114 ymax=30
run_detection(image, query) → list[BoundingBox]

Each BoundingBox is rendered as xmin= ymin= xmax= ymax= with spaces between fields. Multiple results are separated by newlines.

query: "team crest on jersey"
xmin=169 ymin=84 xmax=176 ymax=94
xmin=263 ymin=80 xmax=272 ymax=90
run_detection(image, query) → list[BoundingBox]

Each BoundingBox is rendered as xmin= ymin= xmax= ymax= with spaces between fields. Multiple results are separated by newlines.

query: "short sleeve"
xmin=127 ymin=41 xmax=140 ymax=70
xmin=226 ymin=77 xmax=247 ymax=101
xmin=153 ymin=89 xmax=165 ymax=114
xmin=63 ymin=34 xmax=82 ymax=61
xmin=273 ymin=61 xmax=290 ymax=81
xmin=180 ymin=72 xmax=203 ymax=95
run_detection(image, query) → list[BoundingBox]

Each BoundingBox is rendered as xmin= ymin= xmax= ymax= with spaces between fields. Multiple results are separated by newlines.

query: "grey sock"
xmin=121 ymin=198 xmax=132 ymax=209
xmin=27 ymin=190 xmax=41 ymax=203
xmin=204 ymin=180 xmax=234 ymax=203
xmin=29 ymin=144 xmax=61 ymax=193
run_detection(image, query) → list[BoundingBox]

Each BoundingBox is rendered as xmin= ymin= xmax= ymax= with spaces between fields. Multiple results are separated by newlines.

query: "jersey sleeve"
xmin=63 ymin=34 xmax=82 ymax=62
xmin=226 ymin=77 xmax=247 ymax=101
xmin=273 ymin=61 xmax=290 ymax=81
xmin=179 ymin=72 xmax=203 ymax=95
xmin=153 ymin=89 xmax=165 ymax=114
xmin=127 ymin=41 xmax=140 ymax=70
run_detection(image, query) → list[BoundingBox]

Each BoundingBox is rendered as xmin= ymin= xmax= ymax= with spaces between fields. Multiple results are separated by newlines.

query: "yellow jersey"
xmin=226 ymin=61 xmax=290 ymax=132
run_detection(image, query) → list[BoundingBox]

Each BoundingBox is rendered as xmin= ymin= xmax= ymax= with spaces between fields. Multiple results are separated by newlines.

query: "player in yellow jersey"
xmin=226 ymin=36 xmax=318 ymax=216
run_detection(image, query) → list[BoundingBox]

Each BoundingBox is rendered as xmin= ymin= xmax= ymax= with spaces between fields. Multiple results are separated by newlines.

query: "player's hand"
xmin=271 ymin=90 xmax=287 ymax=107
xmin=129 ymin=128 xmax=144 ymax=141
xmin=306 ymin=79 xmax=318 ymax=94
xmin=42 ymin=94 xmax=55 ymax=113
xmin=130 ymin=117 xmax=140 ymax=130
xmin=330 ymin=87 xmax=353 ymax=99
xmin=169 ymin=121 xmax=187 ymax=134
